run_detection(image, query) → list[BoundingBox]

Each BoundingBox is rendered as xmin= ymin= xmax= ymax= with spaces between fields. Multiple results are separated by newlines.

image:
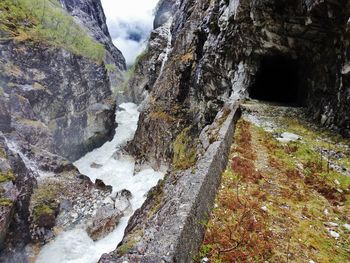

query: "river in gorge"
xmin=35 ymin=103 xmax=164 ymax=263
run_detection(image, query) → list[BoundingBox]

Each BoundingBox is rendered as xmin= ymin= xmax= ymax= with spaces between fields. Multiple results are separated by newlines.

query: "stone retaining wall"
xmin=100 ymin=102 xmax=241 ymax=263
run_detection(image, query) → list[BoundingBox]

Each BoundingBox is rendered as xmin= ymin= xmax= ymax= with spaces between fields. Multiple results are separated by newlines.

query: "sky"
xmin=101 ymin=0 xmax=159 ymax=66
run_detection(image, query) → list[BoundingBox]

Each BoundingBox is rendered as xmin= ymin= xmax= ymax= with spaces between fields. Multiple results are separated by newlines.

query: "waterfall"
xmin=4 ymin=137 xmax=54 ymax=178
xmin=36 ymin=103 xmax=164 ymax=263
xmin=159 ymin=19 xmax=173 ymax=75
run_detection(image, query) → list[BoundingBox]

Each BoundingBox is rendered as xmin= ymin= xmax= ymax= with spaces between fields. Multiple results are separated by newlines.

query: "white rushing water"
xmin=36 ymin=103 xmax=164 ymax=263
xmin=159 ymin=19 xmax=173 ymax=75
xmin=4 ymin=138 xmax=55 ymax=178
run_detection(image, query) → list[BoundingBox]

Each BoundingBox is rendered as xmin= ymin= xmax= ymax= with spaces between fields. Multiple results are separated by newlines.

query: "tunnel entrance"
xmin=249 ymin=55 xmax=304 ymax=106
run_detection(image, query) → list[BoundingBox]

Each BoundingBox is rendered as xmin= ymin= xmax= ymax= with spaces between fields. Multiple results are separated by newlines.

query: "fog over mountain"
xmin=101 ymin=0 xmax=159 ymax=66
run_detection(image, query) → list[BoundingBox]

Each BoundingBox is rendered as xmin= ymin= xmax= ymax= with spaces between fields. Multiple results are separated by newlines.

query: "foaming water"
xmin=36 ymin=103 xmax=163 ymax=263
xmin=4 ymin=137 xmax=55 ymax=178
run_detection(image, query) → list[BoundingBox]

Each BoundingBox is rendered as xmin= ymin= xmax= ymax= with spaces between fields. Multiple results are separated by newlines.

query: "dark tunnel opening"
xmin=249 ymin=55 xmax=305 ymax=106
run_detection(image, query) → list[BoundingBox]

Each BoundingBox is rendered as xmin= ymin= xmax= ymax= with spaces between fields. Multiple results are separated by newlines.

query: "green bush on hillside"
xmin=0 ymin=0 xmax=105 ymax=62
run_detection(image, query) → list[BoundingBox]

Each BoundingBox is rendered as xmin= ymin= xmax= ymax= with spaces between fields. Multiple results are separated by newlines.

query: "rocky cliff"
xmin=60 ymin=0 xmax=126 ymax=87
xmin=101 ymin=0 xmax=350 ymax=260
xmin=0 ymin=136 xmax=37 ymax=259
xmin=0 ymin=0 xmax=126 ymax=258
xmin=125 ymin=0 xmax=350 ymax=169
xmin=0 ymin=41 xmax=116 ymax=162
xmin=118 ymin=0 xmax=178 ymax=106
xmin=0 ymin=0 xmax=126 ymax=162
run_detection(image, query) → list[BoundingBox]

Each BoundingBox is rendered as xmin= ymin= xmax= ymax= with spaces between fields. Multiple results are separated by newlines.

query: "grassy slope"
xmin=0 ymin=0 xmax=105 ymax=62
xmin=199 ymin=115 xmax=350 ymax=262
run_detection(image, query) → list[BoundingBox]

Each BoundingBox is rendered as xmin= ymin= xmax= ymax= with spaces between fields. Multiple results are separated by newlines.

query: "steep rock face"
xmin=99 ymin=1 xmax=350 ymax=260
xmin=0 ymin=134 xmax=36 ymax=256
xmin=154 ymin=0 xmax=177 ymax=29
xmin=128 ymin=0 xmax=350 ymax=168
xmin=60 ymin=0 xmax=126 ymax=87
xmin=0 ymin=0 xmax=126 ymax=256
xmin=0 ymin=38 xmax=117 ymax=258
xmin=0 ymin=41 xmax=115 ymax=161
xmin=118 ymin=0 xmax=178 ymax=106
xmin=0 ymin=0 xmax=126 ymax=163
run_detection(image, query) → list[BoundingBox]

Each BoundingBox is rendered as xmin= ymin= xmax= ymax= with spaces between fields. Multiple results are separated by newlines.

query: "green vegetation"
xmin=134 ymin=49 xmax=147 ymax=65
xmin=172 ymin=127 xmax=198 ymax=170
xmin=31 ymin=179 xmax=67 ymax=206
xmin=118 ymin=240 xmax=136 ymax=256
xmin=259 ymin=116 xmax=350 ymax=204
xmin=217 ymin=108 xmax=231 ymax=127
xmin=2 ymin=62 xmax=23 ymax=78
xmin=30 ymin=178 xmax=66 ymax=225
xmin=33 ymin=203 xmax=55 ymax=222
xmin=0 ymin=198 xmax=14 ymax=206
xmin=0 ymin=147 xmax=6 ymax=158
xmin=199 ymin=119 xmax=350 ymax=262
xmin=146 ymin=180 xmax=165 ymax=219
xmin=149 ymin=110 xmax=176 ymax=122
xmin=105 ymin=63 xmax=117 ymax=72
xmin=0 ymin=0 xmax=105 ymax=62
xmin=278 ymin=117 xmax=350 ymax=173
xmin=0 ymin=170 xmax=15 ymax=183
xmin=32 ymin=82 xmax=47 ymax=91
xmin=112 ymin=49 xmax=148 ymax=94
xmin=17 ymin=117 xmax=47 ymax=128
xmin=117 ymin=229 xmax=143 ymax=255
xmin=112 ymin=68 xmax=133 ymax=94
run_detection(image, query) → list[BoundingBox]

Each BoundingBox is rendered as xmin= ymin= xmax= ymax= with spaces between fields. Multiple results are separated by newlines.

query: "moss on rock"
xmin=33 ymin=204 xmax=54 ymax=219
xmin=146 ymin=180 xmax=165 ymax=219
xmin=0 ymin=148 xmax=6 ymax=159
xmin=149 ymin=111 xmax=176 ymax=123
xmin=0 ymin=198 xmax=14 ymax=206
xmin=172 ymin=127 xmax=198 ymax=170
xmin=117 ymin=229 xmax=144 ymax=256
xmin=30 ymin=179 xmax=67 ymax=228
xmin=33 ymin=204 xmax=56 ymax=228
xmin=0 ymin=171 xmax=15 ymax=183
xmin=118 ymin=240 xmax=137 ymax=256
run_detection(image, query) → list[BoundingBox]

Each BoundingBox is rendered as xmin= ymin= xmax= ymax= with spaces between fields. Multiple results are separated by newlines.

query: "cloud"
xmin=101 ymin=0 xmax=159 ymax=66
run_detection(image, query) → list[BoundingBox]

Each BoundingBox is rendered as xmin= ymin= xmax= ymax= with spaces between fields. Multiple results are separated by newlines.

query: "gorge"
xmin=1 ymin=0 xmax=350 ymax=262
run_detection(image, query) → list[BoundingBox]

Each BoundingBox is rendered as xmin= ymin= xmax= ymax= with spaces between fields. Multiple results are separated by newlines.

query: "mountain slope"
xmin=100 ymin=0 xmax=350 ymax=261
xmin=124 ymin=0 xmax=350 ymax=170
xmin=0 ymin=0 xmax=126 ymax=257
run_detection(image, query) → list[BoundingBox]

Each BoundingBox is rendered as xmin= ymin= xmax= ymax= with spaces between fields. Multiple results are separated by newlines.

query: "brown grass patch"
xmin=231 ymin=156 xmax=262 ymax=183
xmin=202 ymin=192 xmax=274 ymax=262
xmin=235 ymin=120 xmax=256 ymax=161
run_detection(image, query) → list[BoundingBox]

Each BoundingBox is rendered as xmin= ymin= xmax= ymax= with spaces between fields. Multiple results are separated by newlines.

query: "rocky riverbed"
xmin=34 ymin=103 xmax=164 ymax=263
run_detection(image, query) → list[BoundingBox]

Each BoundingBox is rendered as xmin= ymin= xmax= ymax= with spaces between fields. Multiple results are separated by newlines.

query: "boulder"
xmin=32 ymin=203 xmax=58 ymax=228
xmin=90 ymin=162 xmax=103 ymax=169
xmin=95 ymin=179 xmax=113 ymax=193
xmin=86 ymin=205 xmax=122 ymax=241
xmin=114 ymin=189 xmax=132 ymax=214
